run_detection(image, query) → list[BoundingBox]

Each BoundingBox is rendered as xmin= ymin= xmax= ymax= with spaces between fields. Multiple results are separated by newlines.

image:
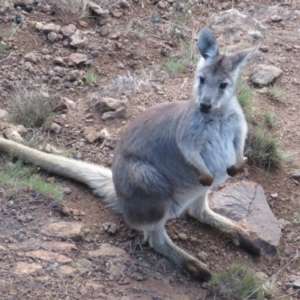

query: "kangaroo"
xmin=0 ymin=28 xmax=260 ymax=281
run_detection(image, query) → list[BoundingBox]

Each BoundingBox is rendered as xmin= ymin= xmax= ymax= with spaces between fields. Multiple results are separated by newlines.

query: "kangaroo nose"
xmin=200 ymin=102 xmax=212 ymax=112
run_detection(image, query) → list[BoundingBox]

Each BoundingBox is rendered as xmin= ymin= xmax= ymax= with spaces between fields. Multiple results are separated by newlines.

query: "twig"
xmin=0 ymin=52 xmax=14 ymax=63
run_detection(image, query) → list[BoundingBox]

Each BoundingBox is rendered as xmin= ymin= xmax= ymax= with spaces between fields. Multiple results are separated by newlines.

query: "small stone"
xmin=50 ymin=123 xmax=62 ymax=134
xmin=292 ymin=278 xmax=300 ymax=288
xmin=83 ymin=127 xmax=109 ymax=143
xmin=56 ymin=265 xmax=76 ymax=276
xmin=7 ymin=200 xmax=14 ymax=207
xmin=102 ymin=107 xmax=126 ymax=120
xmin=271 ymin=15 xmax=282 ymax=22
xmin=112 ymin=10 xmax=123 ymax=18
xmin=178 ymin=233 xmax=187 ymax=241
xmin=42 ymin=23 xmax=56 ymax=33
xmin=119 ymin=0 xmax=130 ymax=8
xmin=158 ymin=1 xmax=166 ymax=9
xmin=34 ymin=22 xmax=44 ymax=30
xmin=61 ymin=24 xmax=76 ymax=37
xmin=48 ymin=32 xmax=57 ymax=42
xmin=24 ymin=52 xmax=37 ymax=63
xmin=44 ymin=144 xmax=61 ymax=154
xmin=107 ymin=223 xmax=118 ymax=235
xmin=15 ymin=262 xmax=42 ymax=274
xmin=250 ymin=64 xmax=283 ymax=86
xmin=97 ymin=97 xmax=127 ymax=113
xmin=24 ymin=250 xmax=71 ymax=263
xmin=40 ymin=221 xmax=84 ymax=241
xmin=88 ymin=1 xmax=109 ymax=17
xmin=3 ymin=129 xmax=23 ymax=143
xmin=260 ymin=45 xmax=269 ymax=52
xmin=79 ymin=20 xmax=88 ymax=28
xmin=197 ymin=251 xmax=208 ymax=261
xmin=63 ymin=187 xmax=72 ymax=195
xmin=99 ymin=26 xmax=109 ymax=36
xmin=88 ymin=244 xmax=127 ymax=258
xmin=0 ymin=109 xmax=9 ymax=120
xmin=69 ymin=53 xmax=88 ymax=65
xmin=271 ymin=193 xmax=278 ymax=198
xmin=41 ymin=241 xmax=77 ymax=252
xmin=289 ymin=170 xmax=300 ymax=181
xmin=60 ymin=205 xmax=72 ymax=217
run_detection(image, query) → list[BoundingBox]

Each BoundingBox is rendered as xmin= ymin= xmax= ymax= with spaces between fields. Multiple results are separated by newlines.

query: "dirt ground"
xmin=0 ymin=0 xmax=300 ymax=299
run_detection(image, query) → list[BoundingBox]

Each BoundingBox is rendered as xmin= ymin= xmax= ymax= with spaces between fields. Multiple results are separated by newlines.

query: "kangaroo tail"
xmin=0 ymin=137 xmax=121 ymax=213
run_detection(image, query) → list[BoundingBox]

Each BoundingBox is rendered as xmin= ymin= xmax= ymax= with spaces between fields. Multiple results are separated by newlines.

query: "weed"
xmin=267 ymin=85 xmax=287 ymax=103
xmin=293 ymin=212 xmax=300 ymax=224
xmin=263 ymin=112 xmax=276 ymax=129
xmin=245 ymin=128 xmax=284 ymax=169
xmin=10 ymin=82 xmax=54 ymax=127
xmin=237 ymin=81 xmax=254 ymax=123
xmin=162 ymin=40 xmax=198 ymax=76
xmin=0 ymin=42 xmax=9 ymax=52
xmin=85 ymin=69 xmax=97 ymax=85
xmin=0 ymin=157 xmax=63 ymax=202
xmin=207 ymin=264 xmax=264 ymax=300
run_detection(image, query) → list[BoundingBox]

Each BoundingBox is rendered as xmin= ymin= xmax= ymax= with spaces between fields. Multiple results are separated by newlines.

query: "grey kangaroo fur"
xmin=0 ymin=28 xmax=260 ymax=281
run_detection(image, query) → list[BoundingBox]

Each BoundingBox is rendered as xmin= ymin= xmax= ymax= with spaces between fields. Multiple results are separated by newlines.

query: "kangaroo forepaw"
xmin=199 ymin=174 xmax=214 ymax=186
xmin=227 ymin=164 xmax=244 ymax=177
xmin=184 ymin=258 xmax=212 ymax=282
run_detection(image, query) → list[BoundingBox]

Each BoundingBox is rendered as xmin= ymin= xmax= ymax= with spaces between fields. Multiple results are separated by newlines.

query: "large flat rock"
xmin=210 ymin=182 xmax=281 ymax=258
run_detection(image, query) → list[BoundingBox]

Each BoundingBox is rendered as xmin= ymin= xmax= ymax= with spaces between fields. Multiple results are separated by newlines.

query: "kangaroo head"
xmin=193 ymin=27 xmax=258 ymax=114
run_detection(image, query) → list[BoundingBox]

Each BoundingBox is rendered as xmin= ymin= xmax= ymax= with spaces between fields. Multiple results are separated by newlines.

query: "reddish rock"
xmin=210 ymin=182 xmax=281 ymax=258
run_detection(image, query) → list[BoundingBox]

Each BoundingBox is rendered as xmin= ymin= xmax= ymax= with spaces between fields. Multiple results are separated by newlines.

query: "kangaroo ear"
xmin=197 ymin=27 xmax=218 ymax=60
xmin=225 ymin=45 xmax=259 ymax=72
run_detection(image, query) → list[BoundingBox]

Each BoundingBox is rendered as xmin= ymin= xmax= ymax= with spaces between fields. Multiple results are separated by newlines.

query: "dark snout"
xmin=200 ymin=102 xmax=212 ymax=113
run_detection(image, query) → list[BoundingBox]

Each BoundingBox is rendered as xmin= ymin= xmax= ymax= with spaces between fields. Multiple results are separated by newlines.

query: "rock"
xmin=24 ymin=52 xmax=37 ymax=63
xmin=158 ymin=1 xmax=166 ymax=8
xmin=50 ymin=122 xmax=62 ymax=134
xmin=41 ymin=241 xmax=77 ymax=252
xmin=250 ymin=65 xmax=283 ymax=86
xmin=97 ymin=97 xmax=127 ymax=113
xmin=40 ymin=221 xmax=84 ymax=241
xmin=15 ymin=262 xmax=42 ymax=274
xmin=99 ymin=26 xmax=109 ymax=37
xmin=53 ymin=66 xmax=66 ymax=77
xmin=289 ymin=170 xmax=300 ymax=181
xmin=3 ymin=129 xmax=23 ymax=143
xmin=88 ymin=244 xmax=127 ymax=258
xmin=47 ymin=32 xmax=57 ymax=42
xmin=54 ymin=57 xmax=65 ymax=65
xmin=292 ymin=278 xmax=300 ymax=288
xmin=119 ymin=0 xmax=130 ymax=8
xmin=88 ymin=1 xmax=109 ymax=17
xmin=59 ymin=205 xmax=72 ymax=217
xmin=107 ymin=223 xmax=118 ymax=235
xmin=210 ymin=182 xmax=281 ymax=258
xmin=42 ymin=23 xmax=59 ymax=33
xmin=24 ymin=250 xmax=72 ymax=263
xmin=83 ymin=127 xmax=109 ymax=143
xmin=112 ymin=10 xmax=123 ymax=18
xmin=79 ymin=20 xmax=88 ymax=28
xmin=271 ymin=15 xmax=282 ymax=22
xmin=197 ymin=251 xmax=208 ymax=261
xmin=56 ymin=265 xmax=76 ymax=275
xmin=44 ymin=143 xmax=61 ymax=154
xmin=61 ymin=24 xmax=76 ymax=37
xmin=35 ymin=22 xmax=43 ymax=30
xmin=102 ymin=107 xmax=126 ymax=120
xmin=69 ymin=53 xmax=88 ymax=65
xmin=178 ymin=233 xmax=188 ymax=241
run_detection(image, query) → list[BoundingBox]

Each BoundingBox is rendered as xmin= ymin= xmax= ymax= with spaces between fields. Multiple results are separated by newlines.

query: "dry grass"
xmin=10 ymin=82 xmax=55 ymax=127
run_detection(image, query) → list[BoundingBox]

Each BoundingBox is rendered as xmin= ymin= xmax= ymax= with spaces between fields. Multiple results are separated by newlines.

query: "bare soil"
xmin=0 ymin=0 xmax=300 ymax=299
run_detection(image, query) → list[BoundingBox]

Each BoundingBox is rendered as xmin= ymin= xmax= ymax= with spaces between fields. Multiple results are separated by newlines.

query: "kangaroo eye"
xmin=219 ymin=82 xmax=228 ymax=90
xmin=199 ymin=76 xmax=205 ymax=84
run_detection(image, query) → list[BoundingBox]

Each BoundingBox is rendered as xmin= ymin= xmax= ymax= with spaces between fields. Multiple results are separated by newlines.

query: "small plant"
xmin=293 ymin=212 xmax=300 ymax=224
xmin=245 ymin=128 xmax=284 ymax=169
xmin=237 ymin=82 xmax=254 ymax=123
xmin=264 ymin=112 xmax=276 ymax=129
xmin=10 ymin=82 xmax=54 ymax=127
xmin=0 ymin=157 xmax=63 ymax=202
xmin=207 ymin=264 xmax=264 ymax=300
xmin=267 ymin=86 xmax=287 ymax=102
xmin=163 ymin=40 xmax=198 ymax=76
xmin=85 ymin=69 xmax=97 ymax=85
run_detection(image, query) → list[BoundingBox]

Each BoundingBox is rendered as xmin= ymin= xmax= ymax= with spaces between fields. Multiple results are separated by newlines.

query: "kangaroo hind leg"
xmin=145 ymin=224 xmax=212 ymax=281
xmin=187 ymin=192 xmax=261 ymax=257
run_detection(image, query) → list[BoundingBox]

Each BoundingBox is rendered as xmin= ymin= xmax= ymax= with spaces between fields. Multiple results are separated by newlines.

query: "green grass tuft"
xmin=207 ymin=264 xmax=264 ymax=300
xmin=0 ymin=157 xmax=63 ymax=202
xmin=263 ymin=112 xmax=276 ymax=129
xmin=245 ymin=128 xmax=284 ymax=170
